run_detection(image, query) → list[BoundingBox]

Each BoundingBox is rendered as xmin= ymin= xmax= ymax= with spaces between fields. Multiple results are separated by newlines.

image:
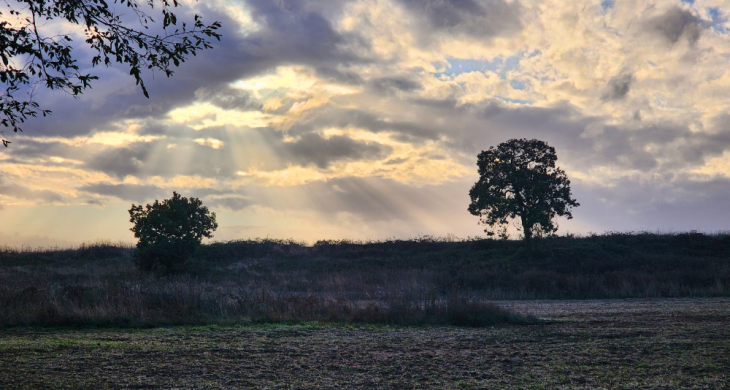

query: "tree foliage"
xmin=468 ymin=138 xmax=579 ymax=243
xmin=129 ymin=192 xmax=217 ymax=275
xmin=1 ymin=0 xmax=221 ymax=146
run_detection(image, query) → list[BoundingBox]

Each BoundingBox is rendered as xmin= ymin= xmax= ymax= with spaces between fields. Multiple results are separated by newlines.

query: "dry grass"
xmin=1 ymin=232 xmax=729 ymax=327
xmin=0 ymin=269 xmax=531 ymax=327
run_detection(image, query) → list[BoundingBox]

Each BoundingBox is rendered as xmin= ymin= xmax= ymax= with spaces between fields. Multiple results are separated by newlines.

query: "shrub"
xmin=129 ymin=192 xmax=218 ymax=275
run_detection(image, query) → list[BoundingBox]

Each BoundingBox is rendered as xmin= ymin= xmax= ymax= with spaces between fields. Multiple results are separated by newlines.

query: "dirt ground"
xmin=1 ymin=298 xmax=728 ymax=389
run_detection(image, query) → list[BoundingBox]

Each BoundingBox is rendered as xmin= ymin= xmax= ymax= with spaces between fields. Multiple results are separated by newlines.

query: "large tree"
xmin=468 ymin=138 xmax=579 ymax=243
xmin=1 ymin=0 xmax=221 ymax=146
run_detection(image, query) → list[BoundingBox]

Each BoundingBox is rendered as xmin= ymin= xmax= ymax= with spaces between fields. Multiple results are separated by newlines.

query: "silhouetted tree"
xmin=129 ymin=192 xmax=217 ymax=275
xmin=468 ymin=138 xmax=579 ymax=244
xmin=1 ymin=0 xmax=221 ymax=146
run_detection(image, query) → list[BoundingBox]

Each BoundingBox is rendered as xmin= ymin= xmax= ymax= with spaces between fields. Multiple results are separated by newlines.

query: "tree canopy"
xmin=129 ymin=191 xmax=217 ymax=275
xmin=1 ymin=0 xmax=221 ymax=146
xmin=468 ymin=138 xmax=579 ymax=243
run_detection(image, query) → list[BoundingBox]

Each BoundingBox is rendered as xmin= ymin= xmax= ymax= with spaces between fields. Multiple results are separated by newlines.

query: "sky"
xmin=2 ymin=0 xmax=730 ymax=247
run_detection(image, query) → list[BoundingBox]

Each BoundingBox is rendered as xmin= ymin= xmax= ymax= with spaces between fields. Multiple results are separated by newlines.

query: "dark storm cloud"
xmin=644 ymin=6 xmax=703 ymax=45
xmin=397 ymin=0 xmax=522 ymax=41
xmin=601 ymin=73 xmax=633 ymax=101
xmin=283 ymin=133 xmax=391 ymax=169
xmin=0 ymin=176 xmax=63 ymax=203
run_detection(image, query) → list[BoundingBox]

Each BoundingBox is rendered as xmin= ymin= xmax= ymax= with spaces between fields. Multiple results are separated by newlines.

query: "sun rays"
xmin=3 ymin=0 xmax=730 ymax=246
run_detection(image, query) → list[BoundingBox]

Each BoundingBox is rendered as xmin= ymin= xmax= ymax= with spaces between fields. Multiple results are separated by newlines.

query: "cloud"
xmin=0 ymin=180 xmax=64 ymax=203
xmin=85 ymin=143 xmax=153 ymax=179
xmin=7 ymin=0 xmax=730 ymax=246
xmin=242 ymin=0 xmax=371 ymax=82
xmin=369 ymin=76 xmax=422 ymax=94
xmin=465 ymin=102 xmax=730 ymax=172
xmin=288 ymin=107 xmax=442 ymax=141
xmin=601 ymin=73 xmax=633 ymax=101
xmin=77 ymin=122 xmax=394 ymax=178
xmin=209 ymin=196 xmax=254 ymax=211
xmin=79 ymin=183 xmax=169 ymax=203
xmin=18 ymin=0 xmax=372 ymax=140
xmin=0 ymin=183 xmax=63 ymax=203
xmin=16 ymin=7 xmax=249 ymax=139
xmin=573 ymin=175 xmax=730 ymax=232
xmin=644 ymin=6 xmax=703 ymax=46
xmin=283 ymin=133 xmax=391 ymax=168
xmin=195 ymin=87 xmax=262 ymax=111
xmin=79 ymin=182 xmax=259 ymax=213
xmin=397 ymin=0 xmax=522 ymax=42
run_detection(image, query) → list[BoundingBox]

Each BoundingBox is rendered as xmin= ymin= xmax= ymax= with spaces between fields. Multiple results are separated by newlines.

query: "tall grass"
xmin=0 ymin=274 xmax=528 ymax=327
xmin=1 ymin=232 xmax=728 ymax=327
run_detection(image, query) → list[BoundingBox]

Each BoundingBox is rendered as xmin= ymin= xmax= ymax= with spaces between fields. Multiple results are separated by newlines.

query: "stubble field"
xmin=1 ymin=297 xmax=728 ymax=389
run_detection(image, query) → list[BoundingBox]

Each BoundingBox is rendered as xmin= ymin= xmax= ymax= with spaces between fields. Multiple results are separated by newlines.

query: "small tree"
xmin=129 ymin=192 xmax=217 ymax=275
xmin=468 ymin=138 xmax=579 ymax=244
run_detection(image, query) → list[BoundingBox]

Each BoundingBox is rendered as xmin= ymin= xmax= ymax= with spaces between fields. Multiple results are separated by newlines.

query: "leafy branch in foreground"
xmin=1 ymin=0 xmax=222 ymax=146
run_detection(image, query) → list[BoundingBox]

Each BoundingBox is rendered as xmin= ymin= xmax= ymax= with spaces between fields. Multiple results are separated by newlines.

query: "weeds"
xmin=0 ymin=274 xmax=534 ymax=327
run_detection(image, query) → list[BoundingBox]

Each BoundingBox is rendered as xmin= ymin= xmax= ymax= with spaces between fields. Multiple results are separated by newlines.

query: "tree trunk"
xmin=521 ymin=215 xmax=533 ymax=247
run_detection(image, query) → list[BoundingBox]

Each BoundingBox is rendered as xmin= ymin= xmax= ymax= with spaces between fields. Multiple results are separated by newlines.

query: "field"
xmin=2 ymin=298 xmax=729 ymax=389
xmin=1 ymin=233 xmax=729 ymax=388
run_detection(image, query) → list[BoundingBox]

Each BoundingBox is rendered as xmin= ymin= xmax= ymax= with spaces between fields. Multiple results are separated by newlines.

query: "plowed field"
xmin=2 ymin=298 xmax=728 ymax=389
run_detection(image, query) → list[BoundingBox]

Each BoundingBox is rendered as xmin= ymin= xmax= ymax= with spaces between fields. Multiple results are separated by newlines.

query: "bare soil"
xmin=1 ymin=298 xmax=729 ymax=389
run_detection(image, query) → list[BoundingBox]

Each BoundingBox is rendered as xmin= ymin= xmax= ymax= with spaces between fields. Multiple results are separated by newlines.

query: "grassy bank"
xmin=1 ymin=232 xmax=728 ymax=327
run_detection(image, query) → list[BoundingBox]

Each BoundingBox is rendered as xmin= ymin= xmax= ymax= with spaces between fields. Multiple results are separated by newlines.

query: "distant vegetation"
xmin=1 ymin=231 xmax=728 ymax=327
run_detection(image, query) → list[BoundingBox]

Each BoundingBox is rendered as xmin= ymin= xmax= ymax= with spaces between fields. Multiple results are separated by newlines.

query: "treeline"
xmin=196 ymin=231 xmax=730 ymax=297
